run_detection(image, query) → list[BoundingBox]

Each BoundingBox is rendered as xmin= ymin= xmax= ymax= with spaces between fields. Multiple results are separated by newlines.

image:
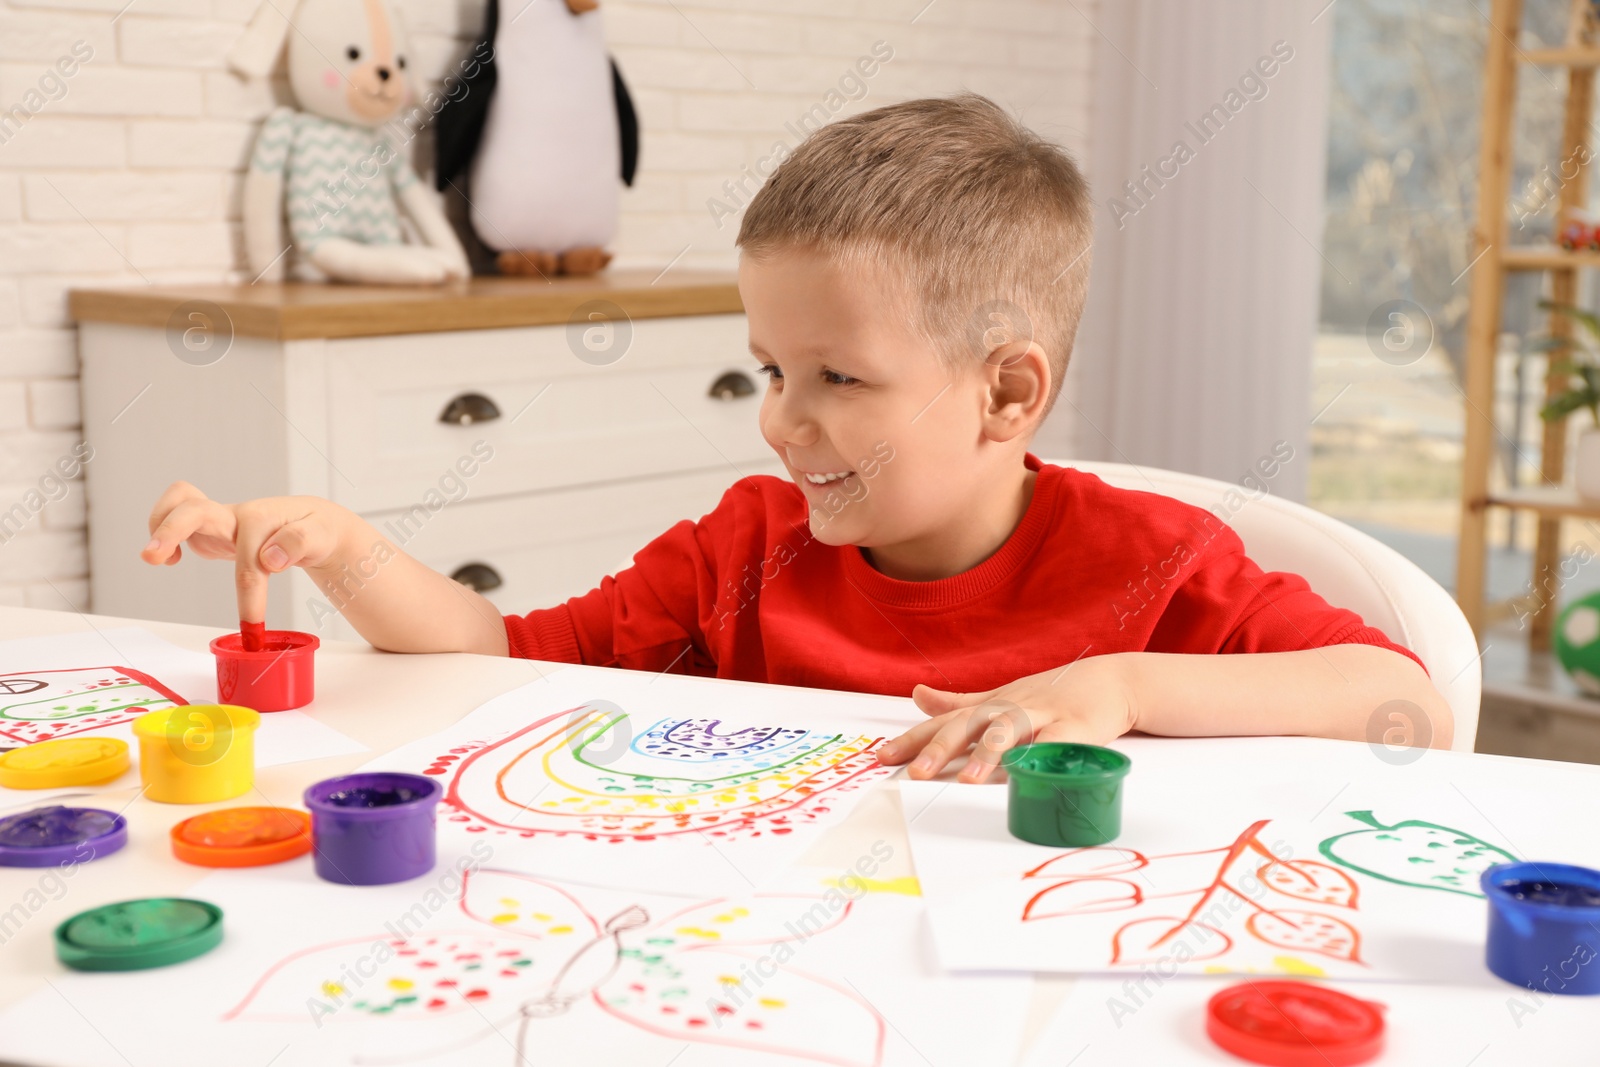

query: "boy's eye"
xmin=756 ymin=364 xmax=782 ymax=381
xmin=822 ymin=369 xmax=859 ymax=386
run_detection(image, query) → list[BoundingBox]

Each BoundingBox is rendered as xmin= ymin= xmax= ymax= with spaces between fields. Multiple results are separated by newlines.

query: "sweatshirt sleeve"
xmin=1148 ymin=525 xmax=1428 ymax=674
xmin=501 ymin=479 xmax=779 ymax=673
xmin=500 ymin=516 xmax=718 ymax=672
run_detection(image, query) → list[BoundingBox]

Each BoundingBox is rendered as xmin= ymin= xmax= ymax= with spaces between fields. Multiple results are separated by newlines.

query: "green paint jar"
xmin=1002 ymin=742 xmax=1131 ymax=847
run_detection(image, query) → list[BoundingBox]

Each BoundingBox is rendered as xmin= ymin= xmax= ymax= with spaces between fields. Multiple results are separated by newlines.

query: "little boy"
xmin=141 ymin=94 xmax=1451 ymax=781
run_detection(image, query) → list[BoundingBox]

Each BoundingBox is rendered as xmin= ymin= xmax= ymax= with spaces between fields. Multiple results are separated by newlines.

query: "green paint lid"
xmin=1002 ymin=742 xmax=1131 ymax=782
xmin=54 ymin=897 xmax=223 ymax=971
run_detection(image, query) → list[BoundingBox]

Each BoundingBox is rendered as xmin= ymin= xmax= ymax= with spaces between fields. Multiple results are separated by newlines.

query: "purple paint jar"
xmin=303 ymin=772 xmax=441 ymax=886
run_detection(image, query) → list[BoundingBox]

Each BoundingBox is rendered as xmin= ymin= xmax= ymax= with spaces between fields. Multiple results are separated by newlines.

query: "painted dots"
xmin=676 ymin=926 xmax=720 ymax=939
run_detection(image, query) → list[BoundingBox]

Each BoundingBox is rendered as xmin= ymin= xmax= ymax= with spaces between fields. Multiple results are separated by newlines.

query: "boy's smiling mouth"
xmin=799 ymin=469 xmax=855 ymax=485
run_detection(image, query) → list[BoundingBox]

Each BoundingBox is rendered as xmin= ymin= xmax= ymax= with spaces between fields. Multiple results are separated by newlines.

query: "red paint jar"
xmin=210 ymin=629 xmax=319 ymax=712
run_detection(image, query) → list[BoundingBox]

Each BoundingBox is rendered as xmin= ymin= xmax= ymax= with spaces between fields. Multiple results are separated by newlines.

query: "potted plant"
xmin=1533 ymin=300 xmax=1600 ymax=500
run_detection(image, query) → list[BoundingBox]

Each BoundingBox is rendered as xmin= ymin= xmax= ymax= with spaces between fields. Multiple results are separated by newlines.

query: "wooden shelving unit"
xmin=1521 ymin=44 xmax=1600 ymax=66
xmin=1458 ymin=0 xmax=1600 ymax=648
xmin=1485 ymin=485 xmax=1600 ymax=521
xmin=1503 ymin=246 xmax=1600 ymax=270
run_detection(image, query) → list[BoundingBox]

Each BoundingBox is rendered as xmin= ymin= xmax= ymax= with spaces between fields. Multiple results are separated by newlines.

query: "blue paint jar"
xmin=1482 ymin=861 xmax=1600 ymax=996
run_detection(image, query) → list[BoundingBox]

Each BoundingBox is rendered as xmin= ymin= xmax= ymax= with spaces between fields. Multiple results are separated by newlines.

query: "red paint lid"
xmin=1206 ymin=981 xmax=1385 ymax=1067
xmin=170 ymin=806 xmax=312 ymax=868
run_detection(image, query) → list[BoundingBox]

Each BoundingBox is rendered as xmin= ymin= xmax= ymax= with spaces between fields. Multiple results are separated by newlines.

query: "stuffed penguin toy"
xmin=435 ymin=0 xmax=638 ymax=277
xmin=227 ymin=0 xmax=470 ymax=285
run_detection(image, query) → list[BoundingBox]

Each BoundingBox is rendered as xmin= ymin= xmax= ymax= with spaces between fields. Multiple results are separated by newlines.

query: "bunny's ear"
xmin=388 ymin=0 xmax=410 ymax=49
xmin=228 ymin=0 xmax=297 ymax=78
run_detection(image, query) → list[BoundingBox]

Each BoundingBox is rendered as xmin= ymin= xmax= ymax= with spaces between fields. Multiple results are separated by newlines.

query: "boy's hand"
xmin=140 ymin=481 xmax=353 ymax=627
xmin=876 ymin=655 xmax=1136 ymax=784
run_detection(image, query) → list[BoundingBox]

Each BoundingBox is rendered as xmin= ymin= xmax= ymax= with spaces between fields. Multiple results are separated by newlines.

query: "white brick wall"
xmin=0 ymin=0 xmax=1095 ymax=612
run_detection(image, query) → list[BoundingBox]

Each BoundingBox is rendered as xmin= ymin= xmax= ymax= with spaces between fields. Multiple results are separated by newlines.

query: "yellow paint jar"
xmin=131 ymin=704 xmax=260 ymax=804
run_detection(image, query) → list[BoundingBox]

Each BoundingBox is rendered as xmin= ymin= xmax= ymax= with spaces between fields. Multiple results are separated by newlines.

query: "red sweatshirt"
xmin=502 ymin=455 xmax=1423 ymax=693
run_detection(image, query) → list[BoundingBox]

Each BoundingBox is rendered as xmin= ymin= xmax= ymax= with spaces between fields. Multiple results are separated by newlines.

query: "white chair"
xmin=1048 ymin=459 xmax=1481 ymax=751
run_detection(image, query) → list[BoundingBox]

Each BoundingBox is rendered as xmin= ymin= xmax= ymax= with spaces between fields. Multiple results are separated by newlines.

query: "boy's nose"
xmin=763 ymin=395 xmax=820 ymax=448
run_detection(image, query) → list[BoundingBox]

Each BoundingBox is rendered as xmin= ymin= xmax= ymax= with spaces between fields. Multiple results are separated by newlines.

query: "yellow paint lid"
xmin=0 ymin=737 xmax=131 ymax=790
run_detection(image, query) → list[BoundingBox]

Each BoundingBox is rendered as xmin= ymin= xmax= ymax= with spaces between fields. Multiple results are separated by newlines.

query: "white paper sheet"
xmin=357 ymin=666 xmax=912 ymax=894
xmin=0 ymin=846 xmax=1029 ymax=1067
xmin=902 ymin=735 xmax=1600 ymax=981
xmin=1022 ymin=973 xmax=1598 ymax=1066
xmin=0 ymin=627 xmax=366 ymax=806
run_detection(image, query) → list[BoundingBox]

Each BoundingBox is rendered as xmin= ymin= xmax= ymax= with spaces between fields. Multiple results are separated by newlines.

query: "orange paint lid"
xmin=170 ymin=806 xmax=312 ymax=868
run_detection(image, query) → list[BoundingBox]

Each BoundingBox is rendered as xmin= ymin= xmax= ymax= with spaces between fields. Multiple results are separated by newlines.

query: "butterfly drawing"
xmin=224 ymin=868 xmax=887 ymax=1067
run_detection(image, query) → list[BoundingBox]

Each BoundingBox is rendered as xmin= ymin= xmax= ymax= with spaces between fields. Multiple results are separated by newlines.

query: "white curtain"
xmin=1041 ymin=1 xmax=1334 ymax=502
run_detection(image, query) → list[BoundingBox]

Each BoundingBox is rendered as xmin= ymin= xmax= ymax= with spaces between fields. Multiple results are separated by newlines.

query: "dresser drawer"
xmin=291 ymin=462 xmax=785 ymax=643
xmin=322 ymin=314 xmax=769 ymax=513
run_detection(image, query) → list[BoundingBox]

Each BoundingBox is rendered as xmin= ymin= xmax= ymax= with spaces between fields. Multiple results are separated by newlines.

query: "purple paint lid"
xmin=0 ymin=805 xmax=127 ymax=868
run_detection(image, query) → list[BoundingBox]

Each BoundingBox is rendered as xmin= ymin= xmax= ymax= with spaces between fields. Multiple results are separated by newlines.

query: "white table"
xmin=1 ymin=606 xmax=1595 ymax=1066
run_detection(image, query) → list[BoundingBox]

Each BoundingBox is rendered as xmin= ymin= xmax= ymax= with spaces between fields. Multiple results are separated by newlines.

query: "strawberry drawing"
xmin=1317 ymin=811 xmax=1516 ymax=898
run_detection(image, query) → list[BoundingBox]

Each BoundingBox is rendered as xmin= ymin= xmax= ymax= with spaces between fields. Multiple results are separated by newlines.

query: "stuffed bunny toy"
xmin=228 ymin=0 xmax=469 ymax=285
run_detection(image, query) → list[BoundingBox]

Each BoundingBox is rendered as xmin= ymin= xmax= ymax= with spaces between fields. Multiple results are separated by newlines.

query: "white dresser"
xmin=71 ymin=272 xmax=777 ymax=644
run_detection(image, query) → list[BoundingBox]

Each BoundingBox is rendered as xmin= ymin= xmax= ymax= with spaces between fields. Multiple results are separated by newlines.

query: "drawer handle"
xmin=709 ymin=370 xmax=756 ymax=401
xmin=451 ymin=562 xmax=503 ymax=593
xmin=439 ymin=393 xmax=501 ymax=425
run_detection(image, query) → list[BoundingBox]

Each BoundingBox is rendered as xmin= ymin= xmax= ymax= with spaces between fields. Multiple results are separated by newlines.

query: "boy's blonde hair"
xmin=737 ymin=93 xmax=1093 ymax=408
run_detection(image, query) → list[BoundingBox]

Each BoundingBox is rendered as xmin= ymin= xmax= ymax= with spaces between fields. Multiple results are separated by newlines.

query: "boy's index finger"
xmin=876 ymin=709 xmax=958 ymax=765
xmin=232 ymin=511 xmax=272 ymax=626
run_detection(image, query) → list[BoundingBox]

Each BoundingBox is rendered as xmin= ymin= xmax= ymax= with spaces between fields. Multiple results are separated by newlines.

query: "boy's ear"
xmin=979 ymin=340 xmax=1051 ymax=443
xmin=228 ymin=0 xmax=297 ymax=79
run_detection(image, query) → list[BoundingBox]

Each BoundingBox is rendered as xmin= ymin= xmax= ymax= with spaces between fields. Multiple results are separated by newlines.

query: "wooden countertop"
xmin=68 ymin=269 xmax=743 ymax=341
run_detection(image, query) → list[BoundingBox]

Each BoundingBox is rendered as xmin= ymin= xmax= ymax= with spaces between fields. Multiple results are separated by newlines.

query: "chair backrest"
xmin=1048 ymin=459 xmax=1481 ymax=751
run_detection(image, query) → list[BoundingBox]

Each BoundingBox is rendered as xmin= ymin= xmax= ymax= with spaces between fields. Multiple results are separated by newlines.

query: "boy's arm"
xmin=1123 ymin=644 xmax=1449 ymax=745
xmin=142 ymin=481 xmax=509 ymax=657
xmin=878 ymin=644 xmax=1452 ymax=782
